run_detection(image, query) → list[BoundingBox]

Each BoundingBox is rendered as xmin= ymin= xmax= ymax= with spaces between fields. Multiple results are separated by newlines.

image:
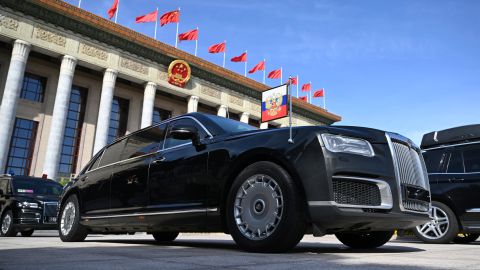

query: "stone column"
xmin=93 ymin=69 xmax=117 ymax=155
xmin=240 ymin=112 xmax=250 ymax=123
xmin=141 ymin=82 xmax=157 ymax=128
xmin=187 ymin=96 xmax=199 ymax=113
xmin=0 ymin=40 xmax=31 ymax=172
xmin=217 ymin=105 xmax=228 ymax=117
xmin=260 ymin=122 xmax=269 ymax=129
xmin=43 ymin=55 xmax=77 ymax=179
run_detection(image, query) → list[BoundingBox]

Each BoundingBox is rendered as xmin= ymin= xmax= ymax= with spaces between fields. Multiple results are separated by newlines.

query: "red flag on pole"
xmin=208 ymin=41 xmax=226 ymax=53
xmin=313 ymin=89 xmax=325 ymax=97
xmin=267 ymin=69 xmax=282 ymax=79
xmin=108 ymin=0 xmax=119 ymax=19
xmin=178 ymin=29 xmax=198 ymax=41
xmin=231 ymin=52 xmax=247 ymax=62
xmin=135 ymin=10 xmax=158 ymax=23
xmin=301 ymin=83 xmax=311 ymax=92
xmin=248 ymin=60 xmax=265 ymax=74
xmin=160 ymin=10 xmax=179 ymax=26
xmin=287 ymin=77 xmax=297 ymax=85
xmin=299 ymin=96 xmax=307 ymax=102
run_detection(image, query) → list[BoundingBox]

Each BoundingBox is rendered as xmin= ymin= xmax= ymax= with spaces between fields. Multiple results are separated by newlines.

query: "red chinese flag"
xmin=287 ymin=77 xmax=298 ymax=85
xmin=299 ymin=96 xmax=307 ymax=102
xmin=301 ymin=83 xmax=311 ymax=92
xmin=248 ymin=60 xmax=265 ymax=74
xmin=208 ymin=42 xmax=226 ymax=53
xmin=267 ymin=69 xmax=282 ymax=79
xmin=160 ymin=10 xmax=179 ymax=26
xmin=313 ymin=89 xmax=325 ymax=98
xmin=231 ymin=52 xmax=247 ymax=62
xmin=135 ymin=10 xmax=158 ymax=23
xmin=107 ymin=0 xmax=119 ymax=19
xmin=178 ymin=29 xmax=198 ymax=41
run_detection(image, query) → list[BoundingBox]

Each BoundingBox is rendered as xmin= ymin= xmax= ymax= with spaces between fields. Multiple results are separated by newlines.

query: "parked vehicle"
xmin=413 ymin=125 xmax=480 ymax=244
xmin=58 ymin=113 xmax=431 ymax=252
xmin=0 ymin=175 xmax=63 ymax=237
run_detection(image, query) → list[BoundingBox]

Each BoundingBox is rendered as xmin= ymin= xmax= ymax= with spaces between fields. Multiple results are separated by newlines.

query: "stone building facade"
xmin=0 ymin=0 xmax=341 ymax=180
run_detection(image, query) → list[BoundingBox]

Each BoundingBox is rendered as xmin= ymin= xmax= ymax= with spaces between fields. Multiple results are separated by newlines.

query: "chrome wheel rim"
xmin=234 ymin=174 xmax=283 ymax=240
xmin=60 ymin=202 xmax=76 ymax=236
xmin=1 ymin=213 xmax=12 ymax=234
xmin=416 ymin=205 xmax=449 ymax=240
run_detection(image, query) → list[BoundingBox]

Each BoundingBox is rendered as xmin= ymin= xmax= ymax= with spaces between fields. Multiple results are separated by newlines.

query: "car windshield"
xmin=205 ymin=115 xmax=257 ymax=134
xmin=12 ymin=179 xmax=63 ymax=196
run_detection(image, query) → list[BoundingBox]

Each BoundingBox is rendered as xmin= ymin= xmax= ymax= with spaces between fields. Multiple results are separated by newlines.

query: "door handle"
xmin=81 ymin=176 xmax=88 ymax=182
xmin=152 ymin=157 xmax=166 ymax=164
xmin=449 ymin=178 xmax=464 ymax=183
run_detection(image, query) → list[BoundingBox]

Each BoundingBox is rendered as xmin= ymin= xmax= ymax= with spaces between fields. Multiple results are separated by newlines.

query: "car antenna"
xmin=288 ymin=76 xmax=294 ymax=144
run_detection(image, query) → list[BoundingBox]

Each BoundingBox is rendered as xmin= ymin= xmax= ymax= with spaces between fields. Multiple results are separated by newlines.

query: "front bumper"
xmin=12 ymin=209 xmax=58 ymax=230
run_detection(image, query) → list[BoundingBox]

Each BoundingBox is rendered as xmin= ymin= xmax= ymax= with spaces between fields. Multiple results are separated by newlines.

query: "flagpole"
xmin=323 ymin=88 xmax=326 ymax=110
xmin=222 ymin=40 xmax=226 ymax=68
xmin=78 ymin=0 xmax=82 ymax=8
xmin=175 ymin=7 xmax=180 ymax=48
xmin=244 ymin=50 xmax=247 ymax=77
xmin=154 ymin=7 xmax=158 ymax=40
xmin=309 ymin=81 xmax=312 ymax=103
xmin=288 ymin=76 xmax=294 ymax=144
xmin=280 ymin=67 xmax=283 ymax=85
xmin=296 ymin=75 xmax=299 ymax=98
xmin=262 ymin=59 xmax=266 ymax=84
xmin=114 ymin=0 xmax=119 ymax=23
xmin=194 ymin=27 xmax=198 ymax=56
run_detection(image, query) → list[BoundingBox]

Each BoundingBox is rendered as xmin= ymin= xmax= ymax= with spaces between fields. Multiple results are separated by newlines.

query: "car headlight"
xmin=321 ymin=133 xmax=375 ymax=157
xmin=16 ymin=202 xmax=39 ymax=209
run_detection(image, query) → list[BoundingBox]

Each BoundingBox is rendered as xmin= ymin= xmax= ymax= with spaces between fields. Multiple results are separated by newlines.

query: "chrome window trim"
xmin=428 ymin=172 xmax=480 ymax=175
xmin=81 ymin=207 xmax=218 ymax=220
xmin=329 ymin=176 xmax=393 ymax=209
xmin=424 ymin=141 xmax=480 ymax=151
xmin=466 ymin=208 xmax=480 ymax=213
xmin=85 ymin=116 xmax=212 ymax=174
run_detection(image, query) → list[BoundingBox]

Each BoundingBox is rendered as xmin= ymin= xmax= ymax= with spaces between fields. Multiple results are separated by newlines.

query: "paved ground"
xmin=0 ymin=231 xmax=479 ymax=270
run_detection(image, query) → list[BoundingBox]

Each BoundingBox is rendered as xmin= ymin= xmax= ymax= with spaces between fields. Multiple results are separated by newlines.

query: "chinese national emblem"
xmin=168 ymin=60 xmax=191 ymax=88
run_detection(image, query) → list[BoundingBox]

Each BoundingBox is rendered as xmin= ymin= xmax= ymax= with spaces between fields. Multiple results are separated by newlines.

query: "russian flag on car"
xmin=261 ymin=84 xmax=288 ymax=123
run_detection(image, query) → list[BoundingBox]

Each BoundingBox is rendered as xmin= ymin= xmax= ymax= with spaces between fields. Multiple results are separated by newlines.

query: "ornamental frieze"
xmin=33 ymin=27 xmax=66 ymax=47
xmin=250 ymin=102 xmax=261 ymax=113
xmin=229 ymin=95 xmax=244 ymax=107
xmin=201 ymin=86 xmax=221 ymax=99
xmin=0 ymin=15 xmax=19 ymax=31
xmin=158 ymin=71 xmax=168 ymax=81
xmin=79 ymin=43 xmax=108 ymax=61
xmin=120 ymin=57 xmax=148 ymax=75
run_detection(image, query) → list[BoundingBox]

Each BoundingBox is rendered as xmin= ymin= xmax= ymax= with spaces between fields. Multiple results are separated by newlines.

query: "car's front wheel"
xmin=226 ymin=161 xmax=306 ymax=253
xmin=335 ymin=231 xmax=394 ymax=249
xmin=152 ymin=232 xmax=179 ymax=242
xmin=59 ymin=195 xmax=88 ymax=242
xmin=1 ymin=210 xmax=17 ymax=237
xmin=413 ymin=201 xmax=459 ymax=244
xmin=453 ymin=233 xmax=479 ymax=244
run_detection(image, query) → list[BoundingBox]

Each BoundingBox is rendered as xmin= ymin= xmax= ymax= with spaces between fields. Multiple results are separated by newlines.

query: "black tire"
xmin=152 ymin=232 xmax=179 ymax=242
xmin=453 ymin=233 xmax=479 ymax=244
xmin=1 ymin=210 xmax=17 ymax=237
xmin=413 ymin=201 xmax=459 ymax=244
xmin=226 ymin=161 xmax=306 ymax=253
xmin=58 ymin=195 xmax=88 ymax=242
xmin=335 ymin=231 xmax=394 ymax=249
xmin=20 ymin=229 xmax=34 ymax=237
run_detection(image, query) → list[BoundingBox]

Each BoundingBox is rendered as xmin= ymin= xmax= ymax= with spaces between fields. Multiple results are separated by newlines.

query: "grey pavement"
xmin=0 ymin=231 xmax=479 ymax=270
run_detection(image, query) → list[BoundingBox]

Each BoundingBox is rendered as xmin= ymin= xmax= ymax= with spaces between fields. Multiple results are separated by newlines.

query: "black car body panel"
xmin=0 ymin=176 xmax=62 ymax=231
xmin=60 ymin=113 xmax=431 ymax=234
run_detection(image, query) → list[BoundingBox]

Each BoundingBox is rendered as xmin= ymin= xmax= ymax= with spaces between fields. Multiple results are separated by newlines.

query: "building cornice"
xmin=1 ymin=0 xmax=341 ymax=124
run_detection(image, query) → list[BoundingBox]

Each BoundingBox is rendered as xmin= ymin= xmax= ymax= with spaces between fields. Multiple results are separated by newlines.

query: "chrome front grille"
xmin=387 ymin=133 xmax=430 ymax=213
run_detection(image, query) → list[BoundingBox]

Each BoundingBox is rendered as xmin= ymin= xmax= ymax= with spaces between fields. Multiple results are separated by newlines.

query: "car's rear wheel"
xmin=1 ymin=210 xmax=17 ymax=237
xmin=335 ymin=231 xmax=394 ymax=248
xmin=226 ymin=161 xmax=306 ymax=253
xmin=20 ymin=229 xmax=34 ymax=237
xmin=413 ymin=201 xmax=459 ymax=244
xmin=453 ymin=233 xmax=479 ymax=244
xmin=59 ymin=195 xmax=88 ymax=242
xmin=152 ymin=232 xmax=179 ymax=242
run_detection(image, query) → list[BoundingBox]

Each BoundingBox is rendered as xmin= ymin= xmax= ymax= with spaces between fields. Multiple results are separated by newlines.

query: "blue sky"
xmin=65 ymin=0 xmax=480 ymax=144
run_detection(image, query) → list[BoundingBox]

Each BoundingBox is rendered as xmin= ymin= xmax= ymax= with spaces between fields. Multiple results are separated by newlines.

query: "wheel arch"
xmin=430 ymin=196 xmax=464 ymax=230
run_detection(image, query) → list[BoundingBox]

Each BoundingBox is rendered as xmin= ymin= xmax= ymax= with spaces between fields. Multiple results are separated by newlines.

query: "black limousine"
xmin=1 ymin=175 xmax=62 ymax=236
xmin=58 ymin=113 xmax=431 ymax=252
xmin=413 ymin=125 xmax=480 ymax=244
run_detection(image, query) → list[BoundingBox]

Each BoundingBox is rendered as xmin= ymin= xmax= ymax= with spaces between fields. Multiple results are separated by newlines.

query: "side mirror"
xmin=170 ymin=125 xmax=200 ymax=146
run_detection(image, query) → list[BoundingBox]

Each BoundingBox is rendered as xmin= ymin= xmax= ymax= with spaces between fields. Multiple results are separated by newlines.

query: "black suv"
xmin=0 ymin=175 xmax=63 ymax=237
xmin=413 ymin=125 xmax=480 ymax=244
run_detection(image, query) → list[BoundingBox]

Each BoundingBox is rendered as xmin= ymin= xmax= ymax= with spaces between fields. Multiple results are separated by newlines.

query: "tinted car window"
xmin=423 ymin=150 xmax=448 ymax=173
xmin=204 ymin=114 xmax=257 ymax=133
xmin=12 ymin=179 xmax=63 ymax=196
xmin=164 ymin=118 xmax=208 ymax=149
xmin=447 ymin=152 xmax=465 ymax=173
xmin=463 ymin=147 xmax=480 ymax=173
xmin=99 ymin=139 xmax=126 ymax=167
xmin=122 ymin=124 xmax=166 ymax=159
